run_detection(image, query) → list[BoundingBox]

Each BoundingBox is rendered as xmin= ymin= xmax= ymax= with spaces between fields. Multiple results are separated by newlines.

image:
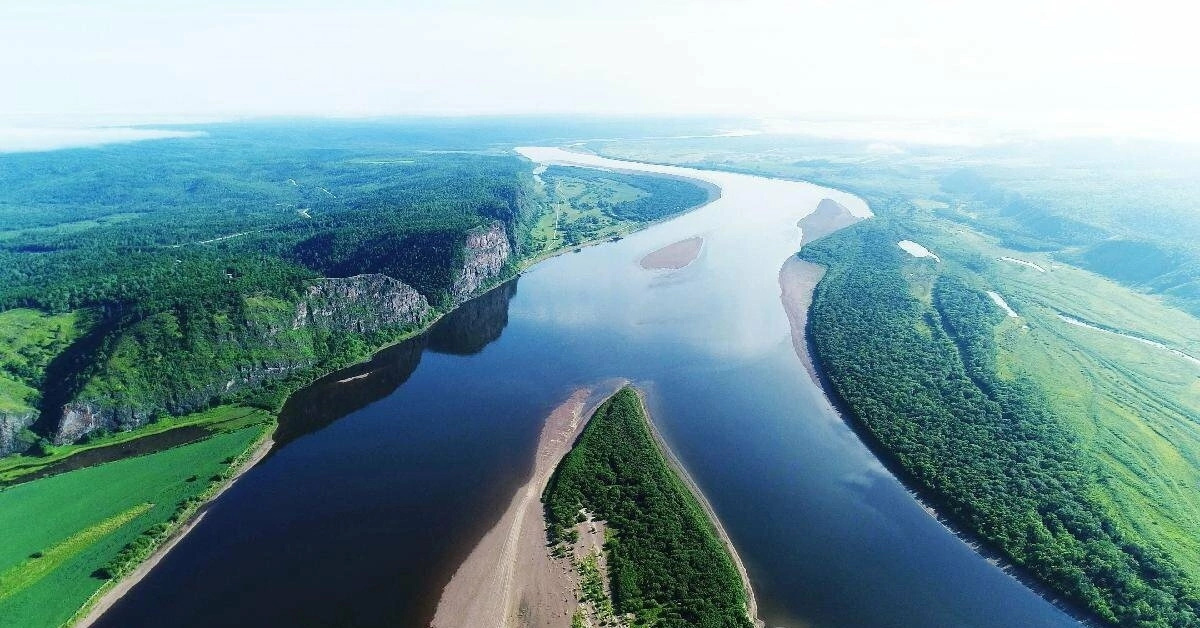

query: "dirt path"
xmin=430 ymin=384 xmax=623 ymax=628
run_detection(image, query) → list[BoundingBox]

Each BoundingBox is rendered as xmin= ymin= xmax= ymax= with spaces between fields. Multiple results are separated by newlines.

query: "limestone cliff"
xmin=0 ymin=410 xmax=37 ymax=456
xmin=50 ymin=274 xmax=434 ymax=445
xmin=452 ymin=221 xmax=512 ymax=301
xmin=53 ymin=357 xmax=314 ymax=445
xmin=294 ymin=274 xmax=432 ymax=334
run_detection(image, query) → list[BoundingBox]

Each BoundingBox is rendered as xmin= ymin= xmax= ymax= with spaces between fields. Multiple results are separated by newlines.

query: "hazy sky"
xmin=3 ymin=0 xmax=1197 ymax=140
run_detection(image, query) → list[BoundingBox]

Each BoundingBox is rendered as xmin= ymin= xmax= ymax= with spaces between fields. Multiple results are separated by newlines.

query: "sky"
xmin=2 ymin=0 xmax=1198 ymax=141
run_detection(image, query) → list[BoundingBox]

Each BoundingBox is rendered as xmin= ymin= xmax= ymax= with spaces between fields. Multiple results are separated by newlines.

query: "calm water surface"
xmin=95 ymin=149 xmax=1080 ymax=628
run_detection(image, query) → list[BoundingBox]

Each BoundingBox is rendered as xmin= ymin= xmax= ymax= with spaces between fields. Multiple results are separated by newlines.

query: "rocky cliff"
xmin=294 ymin=274 xmax=432 ymax=334
xmin=0 ymin=410 xmax=37 ymax=456
xmin=452 ymin=221 xmax=512 ymax=301
xmin=53 ymin=356 xmax=315 ymax=445
xmin=50 ymin=274 xmax=434 ymax=445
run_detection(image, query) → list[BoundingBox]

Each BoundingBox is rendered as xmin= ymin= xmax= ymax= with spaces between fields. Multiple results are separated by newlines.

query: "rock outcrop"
xmin=294 ymin=273 xmax=433 ymax=334
xmin=0 ymin=410 xmax=37 ymax=456
xmin=54 ymin=402 xmax=136 ymax=445
xmin=54 ymin=359 xmax=317 ymax=445
xmin=452 ymin=222 xmax=512 ymax=301
xmin=43 ymin=244 xmax=499 ymax=447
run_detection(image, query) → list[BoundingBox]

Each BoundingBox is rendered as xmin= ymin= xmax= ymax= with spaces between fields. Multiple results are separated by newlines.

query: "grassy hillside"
xmin=0 ymin=309 xmax=86 ymax=414
xmin=543 ymin=387 xmax=752 ymax=628
xmin=800 ymin=220 xmax=1200 ymax=627
xmin=0 ymin=124 xmax=714 ymax=453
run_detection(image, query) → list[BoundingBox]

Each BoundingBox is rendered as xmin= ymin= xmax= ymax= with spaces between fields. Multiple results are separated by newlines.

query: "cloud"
xmin=0 ymin=127 xmax=205 ymax=153
xmin=1 ymin=0 xmax=1196 ymax=141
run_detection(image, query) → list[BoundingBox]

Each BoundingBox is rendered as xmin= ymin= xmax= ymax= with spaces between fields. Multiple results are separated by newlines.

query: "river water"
xmin=94 ymin=149 xmax=1079 ymax=628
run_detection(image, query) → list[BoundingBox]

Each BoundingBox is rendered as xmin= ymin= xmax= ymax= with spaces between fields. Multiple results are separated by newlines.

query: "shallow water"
xmin=94 ymin=149 xmax=1079 ymax=628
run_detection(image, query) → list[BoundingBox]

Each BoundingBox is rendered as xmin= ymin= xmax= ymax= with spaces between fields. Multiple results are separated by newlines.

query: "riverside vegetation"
xmin=0 ymin=121 xmax=713 ymax=627
xmin=593 ymin=135 xmax=1200 ymax=628
xmin=543 ymin=387 xmax=753 ymax=628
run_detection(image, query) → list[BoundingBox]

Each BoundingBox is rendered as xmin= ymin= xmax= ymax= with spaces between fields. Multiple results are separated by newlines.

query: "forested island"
xmin=543 ymin=387 xmax=755 ymax=628
xmin=0 ymin=124 xmax=714 ymax=627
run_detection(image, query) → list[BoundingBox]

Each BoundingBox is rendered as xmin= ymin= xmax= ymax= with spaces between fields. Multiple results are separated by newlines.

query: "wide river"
xmin=95 ymin=148 xmax=1080 ymax=628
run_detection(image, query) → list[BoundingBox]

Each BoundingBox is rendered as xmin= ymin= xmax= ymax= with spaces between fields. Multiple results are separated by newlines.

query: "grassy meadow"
xmin=0 ymin=424 xmax=268 ymax=628
xmin=0 ymin=405 xmax=272 ymax=484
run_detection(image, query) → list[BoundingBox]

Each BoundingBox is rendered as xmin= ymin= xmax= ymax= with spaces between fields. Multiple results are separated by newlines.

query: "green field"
xmin=919 ymin=223 xmax=1200 ymax=578
xmin=0 ymin=405 xmax=272 ymax=484
xmin=0 ymin=425 xmax=268 ymax=628
xmin=531 ymin=170 xmax=646 ymax=252
xmin=543 ymin=387 xmax=752 ymax=628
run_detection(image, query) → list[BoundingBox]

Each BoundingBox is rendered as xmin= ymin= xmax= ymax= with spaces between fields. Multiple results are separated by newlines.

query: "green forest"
xmin=800 ymin=221 xmax=1200 ymax=628
xmin=0 ymin=126 xmax=712 ymax=456
xmin=0 ymin=123 xmax=717 ymax=627
xmin=543 ymin=387 xmax=753 ymax=628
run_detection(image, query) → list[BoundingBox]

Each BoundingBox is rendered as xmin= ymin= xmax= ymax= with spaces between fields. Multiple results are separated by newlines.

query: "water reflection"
xmin=272 ymin=278 xmax=518 ymax=449
xmin=428 ymin=279 xmax=518 ymax=356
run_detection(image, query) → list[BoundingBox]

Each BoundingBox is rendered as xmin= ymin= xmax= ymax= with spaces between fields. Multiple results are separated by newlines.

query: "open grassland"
xmin=0 ymin=425 xmax=267 ymax=628
xmin=911 ymin=222 xmax=1200 ymax=579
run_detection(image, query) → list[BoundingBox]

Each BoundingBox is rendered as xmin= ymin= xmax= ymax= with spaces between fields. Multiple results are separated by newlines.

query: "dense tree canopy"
xmin=801 ymin=222 xmax=1200 ymax=627
xmin=544 ymin=388 xmax=753 ymax=628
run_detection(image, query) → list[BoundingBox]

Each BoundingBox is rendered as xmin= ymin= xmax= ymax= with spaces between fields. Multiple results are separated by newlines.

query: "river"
xmin=93 ymin=148 xmax=1080 ymax=628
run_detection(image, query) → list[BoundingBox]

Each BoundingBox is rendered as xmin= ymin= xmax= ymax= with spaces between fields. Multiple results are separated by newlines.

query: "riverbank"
xmin=71 ymin=431 xmax=275 ymax=628
xmin=792 ymin=225 xmax=1107 ymax=627
xmin=429 ymin=384 xmax=622 ymax=628
xmin=779 ymin=256 xmax=827 ymax=384
xmin=433 ymin=385 xmax=761 ymax=628
xmin=44 ymin=154 xmax=725 ymax=628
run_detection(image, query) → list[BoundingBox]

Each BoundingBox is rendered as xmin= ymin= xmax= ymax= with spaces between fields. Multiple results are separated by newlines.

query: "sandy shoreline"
xmin=783 ymin=197 xmax=865 ymax=384
xmin=73 ymin=435 xmax=275 ymax=628
xmin=639 ymin=236 xmax=704 ymax=270
xmin=779 ymin=256 xmax=828 ymax=385
xmin=430 ymin=384 xmax=623 ymax=628
xmin=431 ymin=384 xmax=762 ymax=628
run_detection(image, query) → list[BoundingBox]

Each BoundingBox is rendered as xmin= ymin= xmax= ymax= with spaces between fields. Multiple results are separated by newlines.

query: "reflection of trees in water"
xmin=273 ymin=278 xmax=517 ymax=449
xmin=428 ymin=278 xmax=518 ymax=356
xmin=272 ymin=336 xmax=428 ymax=449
